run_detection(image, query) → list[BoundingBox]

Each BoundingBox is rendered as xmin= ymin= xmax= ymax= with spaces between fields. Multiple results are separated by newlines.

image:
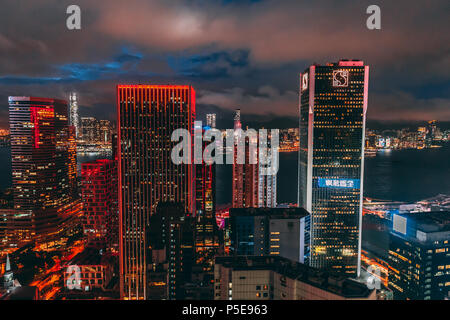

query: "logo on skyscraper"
xmin=301 ymin=73 xmax=308 ymax=91
xmin=333 ymin=70 xmax=349 ymax=87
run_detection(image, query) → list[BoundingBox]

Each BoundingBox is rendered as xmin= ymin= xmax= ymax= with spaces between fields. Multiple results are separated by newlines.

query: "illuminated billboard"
xmin=393 ymin=214 xmax=407 ymax=235
xmin=317 ymin=178 xmax=360 ymax=189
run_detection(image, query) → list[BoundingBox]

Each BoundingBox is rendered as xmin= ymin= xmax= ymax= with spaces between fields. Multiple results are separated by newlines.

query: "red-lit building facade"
xmin=232 ymin=109 xmax=258 ymax=208
xmin=1 ymin=97 xmax=81 ymax=248
xmin=81 ymin=159 xmax=118 ymax=253
xmin=117 ymin=85 xmax=196 ymax=300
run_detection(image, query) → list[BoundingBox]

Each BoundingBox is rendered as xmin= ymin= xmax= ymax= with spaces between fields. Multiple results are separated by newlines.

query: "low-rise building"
xmin=214 ymin=256 xmax=377 ymax=300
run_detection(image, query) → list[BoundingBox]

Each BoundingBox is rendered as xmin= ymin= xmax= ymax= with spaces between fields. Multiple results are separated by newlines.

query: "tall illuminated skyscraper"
xmin=1 ymin=96 xmax=81 ymax=246
xmin=81 ymin=159 xmax=118 ymax=252
xmin=258 ymin=130 xmax=277 ymax=208
xmin=232 ymin=110 xmax=277 ymax=209
xmin=80 ymin=117 xmax=98 ymax=143
xmin=232 ymin=109 xmax=258 ymax=208
xmin=117 ymin=85 xmax=196 ymax=300
xmin=195 ymin=127 xmax=219 ymax=274
xmin=298 ymin=60 xmax=369 ymax=277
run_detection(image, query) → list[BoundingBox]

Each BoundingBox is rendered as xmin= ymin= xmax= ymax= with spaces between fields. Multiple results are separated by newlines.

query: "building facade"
xmin=1 ymin=97 xmax=81 ymax=246
xmin=195 ymin=128 xmax=219 ymax=274
xmin=388 ymin=212 xmax=450 ymax=300
xmin=214 ymin=256 xmax=377 ymax=300
xmin=206 ymin=113 xmax=216 ymax=128
xmin=64 ymin=248 xmax=114 ymax=292
xmin=81 ymin=159 xmax=118 ymax=252
xmin=147 ymin=202 xmax=195 ymax=300
xmin=80 ymin=117 xmax=99 ymax=144
xmin=117 ymin=85 xmax=196 ymax=299
xmin=232 ymin=109 xmax=258 ymax=208
xmin=229 ymin=207 xmax=310 ymax=263
xmin=298 ymin=60 xmax=369 ymax=276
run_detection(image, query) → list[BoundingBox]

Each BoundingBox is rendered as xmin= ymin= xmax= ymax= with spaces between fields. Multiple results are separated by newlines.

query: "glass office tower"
xmin=298 ymin=60 xmax=369 ymax=277
xmin=3 ymin=97 xmax=80 ymax=246
xmin=117 ymin=85 xmax=196 ymax=299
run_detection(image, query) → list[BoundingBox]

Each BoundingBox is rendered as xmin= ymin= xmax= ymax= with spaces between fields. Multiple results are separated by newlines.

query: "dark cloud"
xmin=0 ymin=0 xmax=448 ymax=129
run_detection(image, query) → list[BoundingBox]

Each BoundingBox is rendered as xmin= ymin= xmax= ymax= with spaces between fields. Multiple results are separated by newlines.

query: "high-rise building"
xmin=1 ymin=97 xmax=81 ymax=246
xmin=68 ymin=125 xmax=77 ymax=199
xmin=232 ymin=109 xmax=258 ymax=208
xmin=258 ymin=130 xmax=277 ymax=208
xmin=80 ymin=117 xmax=98 ymax=144
xmin=229 ymin=207 xmax=310 ymax=263
xmin=147 ymin=202 xmax=194 ymax=300
xmin=298 ymin=60 xmax=369 ymax=276
xmin=99 ymin=120 xmax=112 ymax=144
xmin=232 ymin=110 xmax=277 ymax=209
xmin=117 ymin=85 xmax=196 ymax=300
xmin=206 ymin=113 xmax=216 ymax=128
xmin=195 ymin=127 xmax=219 ymax=274
xmin=426 ymin=120 xmax=437 ymax=147
xmin=81 ymin=159 xmax=118 ymax=252
xmin=388 ymin=212 xmax=450 ymax=300
xmin=69 ymin=92 xmax=79 ymax=138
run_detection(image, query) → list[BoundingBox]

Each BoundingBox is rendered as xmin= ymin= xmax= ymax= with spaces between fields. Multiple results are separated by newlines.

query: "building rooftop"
xmin=391 ymin=211 xmax=450 ymax=243
xmin=401 ymin=211 xmax=450 ymax=233
xmin=69 ymin=247 xmax=107 ymax=266
xmin=229 ymin=207 xmax=310 ymax=220
xmin=216 ymin=255 xmax=374 ymax=299
xmin=0 ymin=286 xmax=38 ymax=300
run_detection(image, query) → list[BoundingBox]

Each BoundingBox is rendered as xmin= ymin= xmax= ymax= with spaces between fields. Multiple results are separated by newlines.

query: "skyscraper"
xmin=117 ymin=85 xmax=196 ymax=299
xmin=206 ymin=113 xmax=216 ymax=128
xmin=389 ymin=212 xmax=450 ymax=300
xmin=232 ymin=109 xmax=258 ymax=208
xmin=195 ymin=127 xmax=219 ymax=274
xmin=232 ymin=110 xmax=277 ymax=209
xmin=69 ymin=92 xmax=79 ymax=139
xmin=99 ymin=120 xmax=112 ymax=144
xmin=148 ymin=202 xmax=195 ymax=300
xmin=80 ymin=117 xmax=98 ymax=144
xmin=298 ymin=60 xmax=369 ymax=276
xmin=258 ymin=130 xmax=277 ymax=208
xmin=2 ymin=96 xmax=81 ymax=245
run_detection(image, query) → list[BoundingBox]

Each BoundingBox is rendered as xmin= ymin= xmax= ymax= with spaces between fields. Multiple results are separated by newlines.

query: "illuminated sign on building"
xmin=301 ymin=73 xmax=308 ymax=91
xmin=318 ymin=178 xmax=360 ymax=189
xmin=332 ymin=70 xmax=349 ymax=87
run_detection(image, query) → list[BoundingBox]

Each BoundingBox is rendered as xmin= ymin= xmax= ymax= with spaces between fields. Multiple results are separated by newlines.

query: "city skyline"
xmin=0 ymin=0 xmax=448 ymax=304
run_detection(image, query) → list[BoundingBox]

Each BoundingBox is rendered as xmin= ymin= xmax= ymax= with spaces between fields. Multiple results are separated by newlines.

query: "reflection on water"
xmin=217 ymin=144 xmax=450 ymax=205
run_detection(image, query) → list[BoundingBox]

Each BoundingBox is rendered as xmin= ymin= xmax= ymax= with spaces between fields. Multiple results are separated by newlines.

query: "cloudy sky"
xmin=0 ymin=0 xmax=449 ymax=129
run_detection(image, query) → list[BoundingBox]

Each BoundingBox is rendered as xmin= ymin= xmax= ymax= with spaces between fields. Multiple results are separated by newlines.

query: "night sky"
xmin=0 ymin=0 xmax=449 ymax=129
